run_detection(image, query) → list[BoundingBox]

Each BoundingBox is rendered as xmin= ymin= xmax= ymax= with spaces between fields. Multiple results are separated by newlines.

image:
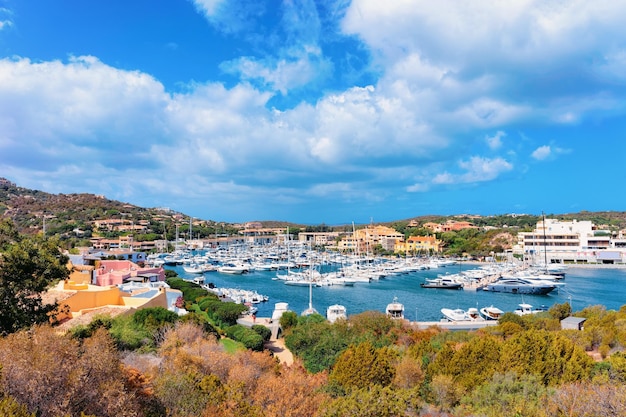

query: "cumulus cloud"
xmin=532 ymin=145 xmax=552 ymax=160
xmin=432 ymin=156 xmax=513 ymax=185
xmin=531 ymin=144 xmax=570 ymax=161
xmin=2 ymin=0 xmax=626 ymax=221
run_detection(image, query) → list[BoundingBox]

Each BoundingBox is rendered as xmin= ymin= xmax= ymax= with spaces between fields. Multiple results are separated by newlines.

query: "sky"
xmin=1 ymin=0 xmax=625 ymax=225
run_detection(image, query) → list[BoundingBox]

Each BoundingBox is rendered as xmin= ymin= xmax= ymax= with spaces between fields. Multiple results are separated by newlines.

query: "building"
xmin=93 ymin=259 xmax=165 ymax=286
xmin=298 ymin=231 xmax=340 ymax=246
xmin=441 ymin=221 xmax=477 ymax=232
xmin=341 ymin=225 xmax=404 ymax=253
xmin=395 ymin=235 xmax=442 ymax=254
xmin=423 ymin=222 xmax=443 ymax=233
xmin=561 ymin=317 xmax=586 ymax=331
xmin=515 ymin=218 xmax=625 ymax=264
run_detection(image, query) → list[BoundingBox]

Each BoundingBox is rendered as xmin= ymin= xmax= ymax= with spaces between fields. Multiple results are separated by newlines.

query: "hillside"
xmin=2 ymin=177 xmax=626 ymax=239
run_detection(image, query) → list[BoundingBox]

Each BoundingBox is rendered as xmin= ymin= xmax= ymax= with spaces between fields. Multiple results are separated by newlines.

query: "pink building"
xmin=95 ymin=260 xmax=165 ymax=287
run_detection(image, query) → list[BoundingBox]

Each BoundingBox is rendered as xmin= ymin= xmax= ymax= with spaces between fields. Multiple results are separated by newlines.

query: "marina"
xmin=165 ymin=253 xmax=626 ymax=323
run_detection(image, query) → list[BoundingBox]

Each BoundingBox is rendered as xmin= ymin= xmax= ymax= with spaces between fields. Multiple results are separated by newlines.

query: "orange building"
xmin=395 ymin=235 xmax=442 ymax=254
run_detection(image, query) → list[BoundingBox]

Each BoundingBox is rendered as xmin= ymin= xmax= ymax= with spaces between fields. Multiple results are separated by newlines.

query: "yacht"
xmin=420 ymin=275 xmax=463 ymax=289
xmin=484 ymin=277 xmax=557 ymax=295
xmin=386 ymin=297 xmax=405 ymax=319
xmin=217 ymin=263 xmax=248 ymax=274
xmin=441 ymin=307 xmax=483 ymax=322
xmin=514 ymin=303 xmax=548 ymax=316
xmin=326 ymin=304 xmax=347 ymax=323
xmin=479 ymin=305 xmax=504 ymax=320
xmin=182 ymin=263 xmax=204 ymax=274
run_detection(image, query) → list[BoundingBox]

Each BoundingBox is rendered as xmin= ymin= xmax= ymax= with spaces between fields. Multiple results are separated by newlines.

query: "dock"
xmin=412 ymin=319 xmax=499 ymax=331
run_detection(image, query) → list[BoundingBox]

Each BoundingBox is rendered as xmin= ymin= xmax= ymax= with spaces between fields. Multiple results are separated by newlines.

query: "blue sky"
xmin=1 ymin=0 xmax=625 ymax=225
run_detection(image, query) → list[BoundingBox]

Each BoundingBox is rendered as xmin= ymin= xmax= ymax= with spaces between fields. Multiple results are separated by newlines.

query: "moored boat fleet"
xmin=149 ymin=244 xmax=567 ymax=324
xmin=418 ymin=262 xmax=566 ymax=295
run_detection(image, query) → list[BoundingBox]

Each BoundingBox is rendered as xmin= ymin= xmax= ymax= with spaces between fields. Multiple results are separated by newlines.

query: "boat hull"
xmin=485 ymin=283 xmax=555 ymax=295
xmin=420 ymin=282 xmax=463 ymax=289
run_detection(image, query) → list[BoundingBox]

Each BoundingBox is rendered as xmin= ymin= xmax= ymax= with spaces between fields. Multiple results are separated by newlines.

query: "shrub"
xmin=252 ymin=324 xmax=272 ymax=342
xmin=225 ymin=324 xmax=265 ymax=351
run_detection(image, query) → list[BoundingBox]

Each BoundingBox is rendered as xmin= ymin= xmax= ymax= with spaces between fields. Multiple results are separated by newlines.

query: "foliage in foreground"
xmin=0 ymin=219 xmax=69 ymax=335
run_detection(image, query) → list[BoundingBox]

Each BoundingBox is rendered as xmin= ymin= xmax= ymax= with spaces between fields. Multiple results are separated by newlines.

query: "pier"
xmin=412 ymin=319 xmax=499 ymax=331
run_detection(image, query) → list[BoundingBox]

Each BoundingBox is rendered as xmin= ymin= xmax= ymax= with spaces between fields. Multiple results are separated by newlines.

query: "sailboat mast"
xmin=309 ymin=267 xmax=313 ymax=310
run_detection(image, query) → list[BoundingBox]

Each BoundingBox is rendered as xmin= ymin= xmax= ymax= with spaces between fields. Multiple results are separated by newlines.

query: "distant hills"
xmin=2 ymin=177 xmax=626 ymax=236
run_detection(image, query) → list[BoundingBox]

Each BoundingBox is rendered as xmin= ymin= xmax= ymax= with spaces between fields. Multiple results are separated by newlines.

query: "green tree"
xmin=549 ymin=302 xmax=572 ymax=321
xmin=499 ymin=329 xmax=593 ymax=386
xmin=0 ymin=219 xmax=69 ymax=334
xmin=329 ymin=341 xmax=398 ymax=392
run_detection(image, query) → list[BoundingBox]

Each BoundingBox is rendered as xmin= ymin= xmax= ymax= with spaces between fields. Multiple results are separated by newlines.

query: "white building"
xmin=515 ymin=218 xmax=624 ymax=264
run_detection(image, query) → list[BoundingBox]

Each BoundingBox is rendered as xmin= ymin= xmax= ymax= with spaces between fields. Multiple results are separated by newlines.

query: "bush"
xmin=252 ymin=324 xmax=272 ymax=342
xmin=211 ymin=302 xmax=248 ymax=326
xmin=279 ymin=311 xmax=298 ymax=329
xmin=225 ymin=324 xmax=265 ymax=351
xmin=133 ymin=307 xmax=179 ymax=329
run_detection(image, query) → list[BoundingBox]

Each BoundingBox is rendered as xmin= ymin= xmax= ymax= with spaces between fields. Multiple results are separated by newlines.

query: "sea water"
xmin=167 ymin=264 xmax=626 ymax=322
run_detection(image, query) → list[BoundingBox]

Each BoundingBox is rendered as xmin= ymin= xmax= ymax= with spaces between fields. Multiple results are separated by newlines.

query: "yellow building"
xmin=395 ymin=235 xmax=442 ymax=254
xmin=340 ymin=225 xmax=404 ymax=253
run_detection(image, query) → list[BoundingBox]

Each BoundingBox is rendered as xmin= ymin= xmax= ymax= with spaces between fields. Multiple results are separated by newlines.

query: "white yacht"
xmin=326 ymin=304 xmax=347 ymax=323
xmin=479 ymin=305 xmax=504 ymax=320
xmin=386 ymin=297 xmax=405 ymax=319
xmin=441 ymin=307 xmax=483 ymax=322
xmin=514 ymin=303 xmax=548 ymax=316
xmin=217 ymin=263 xmax=248 ymax=274
xmin=485 ymin=277 xmax=557 ymax=295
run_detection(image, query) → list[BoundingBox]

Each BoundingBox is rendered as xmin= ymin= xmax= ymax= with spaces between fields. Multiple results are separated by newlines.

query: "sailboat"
xmin=301 ymin=268 xmax=318 ymax=316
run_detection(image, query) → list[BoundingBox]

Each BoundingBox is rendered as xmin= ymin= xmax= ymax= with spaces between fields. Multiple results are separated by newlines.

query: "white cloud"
xmin=407 ymin=183 xmax=430 ymax=192
xmin=190 ymin=0 xmax=226 ymax=18
xmin=4 ymin=0 xmax=626 ymax=221
xmin=486 ymin=131 xmax=506 ymax=150
xmin=432 ymin=156 xmax=513 ymax=186
xmin=221 ymin=49 xmax=332 ymax=94
xmin=532 ymin=145 xmax=551 ymax=160
xmin=458 ymin=156 xmax=513 ymax=182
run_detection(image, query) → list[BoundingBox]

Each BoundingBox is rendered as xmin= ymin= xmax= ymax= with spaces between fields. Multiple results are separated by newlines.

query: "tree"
xmin=329 ymin=341 xmax=397 ymax=392
xmin=0 ymin=220 xmax=69 ymax=334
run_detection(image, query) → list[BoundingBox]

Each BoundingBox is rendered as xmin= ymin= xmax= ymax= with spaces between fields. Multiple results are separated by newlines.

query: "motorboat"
xmin=420 ymin=276 xmax=463 ymax=289
xmin=183 ymin=263 xmax=204 ymax=274
xmin=480 ymin=305 xmax=504 ymax=320
xmin=326 ymin=304 xmax=347 ymax=323
xmin=514 ymin=303 xmax=548 ymax=316
xmin=441 ymin=307 xmax=483 ymax=322
xmin=386 ymin=297 xmax=405 ymax=319
xmin=484 ymin=277 xmax=557 ymax=295
xmin=217 ymin=263 xmax=248 ymax=274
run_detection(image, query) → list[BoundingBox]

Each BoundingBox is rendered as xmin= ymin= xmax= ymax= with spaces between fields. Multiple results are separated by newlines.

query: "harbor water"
xmin=166 ymin=263 xmax=626 ymax=322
